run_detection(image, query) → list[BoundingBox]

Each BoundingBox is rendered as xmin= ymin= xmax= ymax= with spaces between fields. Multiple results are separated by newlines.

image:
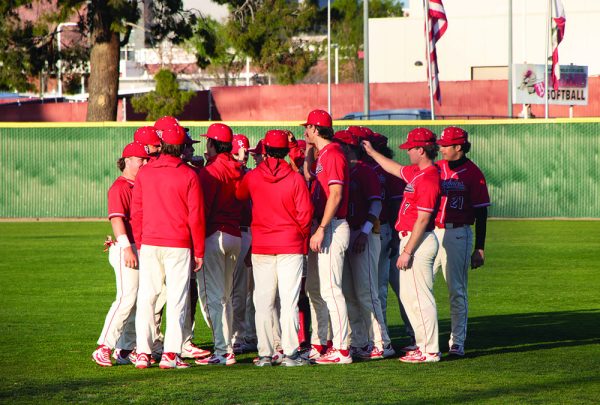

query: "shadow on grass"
xmin=388 ymin=308 xmax=600 ymax=356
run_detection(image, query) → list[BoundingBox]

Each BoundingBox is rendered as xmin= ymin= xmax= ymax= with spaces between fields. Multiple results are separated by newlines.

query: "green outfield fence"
xmin=1 ymin=119 xmax=599 ymax=219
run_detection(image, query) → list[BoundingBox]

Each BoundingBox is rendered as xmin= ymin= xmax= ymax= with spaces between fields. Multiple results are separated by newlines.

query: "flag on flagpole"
xmin=426 ymin=0 xmax=448 ymax=105
xmin=551 ymin=0 xmax=566 ymax=91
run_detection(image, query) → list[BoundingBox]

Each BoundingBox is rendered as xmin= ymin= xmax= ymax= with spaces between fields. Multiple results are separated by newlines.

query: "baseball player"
xmin=434 ymin=126 xmax=490 ymax=357
xmin=363 ymin=128 xmax=442 ymax=363
xmin=195 ymin=123 xmax=244 ymax=366
xmin=236 ymin=129 xmax=313 ymax=367
xmin=131 ymin=126 xmax=206 ymax=369
xmin=133 ymin=126 xmax=161 ymax=158
xmin=92 ymin=142 xmax=150 ymax=367
xmin=332 ymin=130 xmax=395 ymax=360
xmin=302 ymin=109 xmax=352 ymax=365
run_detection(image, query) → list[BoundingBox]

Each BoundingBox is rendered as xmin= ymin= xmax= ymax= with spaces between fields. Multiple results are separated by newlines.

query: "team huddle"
xmin=92 ymin=109 xmax=490 ymax=369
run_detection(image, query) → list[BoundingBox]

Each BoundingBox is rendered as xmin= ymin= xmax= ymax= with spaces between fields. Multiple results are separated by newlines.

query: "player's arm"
xmin=188 ymin=174 xmax=206 ymax=272
xmin=471 ymin=206 xmax=488 ymax=269
xmin=303 ymin=144 xmax=316 ymax=182
xmin=235 ymin=174 xmax=251 ymax=201
xmin=352 ymin=199 xmax=382 ymax=254
xmin=109 ymin=217 xmax=138 ymax=269
xmin=310 ymin=183 xmax=343 ymax=253
xmin=362 ymin=140 xmax=404 ymax=177
xmin=397 ymin=210 xmax=432 ymax=271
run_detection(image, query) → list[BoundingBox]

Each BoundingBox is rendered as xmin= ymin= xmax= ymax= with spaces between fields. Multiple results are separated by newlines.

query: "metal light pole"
xmin=327 ymin=0 xmax=332 ymax=114
xmin=508 ymin=0 xmax=513 ymax=118
xmin=56 ymin=22 xmax=78 ymax=98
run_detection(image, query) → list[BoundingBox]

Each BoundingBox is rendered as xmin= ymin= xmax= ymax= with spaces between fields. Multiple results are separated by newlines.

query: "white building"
xmin=370 ymin=0 xmax=600 ymax=83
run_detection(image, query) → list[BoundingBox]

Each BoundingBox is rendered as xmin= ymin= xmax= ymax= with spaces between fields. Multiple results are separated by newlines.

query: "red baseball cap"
xmin=232 ymin=134 xmax=250 ymax=154
xmin=134 ymin=126 xmax=161 ymax=146
xmin=122 ymin=141 xmax=150 ymax=158
xmin=347 ymin=126 xmax=373 ymax=139
xmin=369 ymin=132 xmax=388 ymax=148
xmin=264 ymin=130 xmax=289 ymax=148
xmin=201 ymin=123 xmax=233 ymax=143
xmin=301 ymin=109 xmax=332 ymax=128
xmin=248 ymin=139 xmax=265 ymax=155
xmin=296 ymin=139 xmax=307 ymax=151
xmin=161 ymin=126 xmax=187 ymax=145
xmin=154 ymin=116 xmax=181 ymax=132
xmin=399 ymin=127 xmax=437 ymax=150
xmin=437 ymin=126 xmax=469 ymax=146
xmin=333 ymin=129 xmax=359 ymax=146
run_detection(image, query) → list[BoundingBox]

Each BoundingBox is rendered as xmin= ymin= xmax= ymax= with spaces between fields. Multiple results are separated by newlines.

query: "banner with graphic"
xmin=513 ymin=64 xmax=588 ymax=105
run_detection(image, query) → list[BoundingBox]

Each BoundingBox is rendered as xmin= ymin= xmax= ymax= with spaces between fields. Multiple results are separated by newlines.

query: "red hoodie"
xmin=131 ymin=154 xmax=206 ymax=257
xmin=236 ymin=157 xmax=313 ymax=255
xmin=198 ymin=153 xmax=244 ymax=238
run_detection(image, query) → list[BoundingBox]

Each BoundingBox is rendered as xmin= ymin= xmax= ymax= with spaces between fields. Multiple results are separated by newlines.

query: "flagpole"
xmin=423 ymin=0 xmax=436 ymax=120
xmin=544 ymin=0 xmax=551 ymax=119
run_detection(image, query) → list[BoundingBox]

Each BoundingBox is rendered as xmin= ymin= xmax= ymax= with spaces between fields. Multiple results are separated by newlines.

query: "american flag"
xmin=426 ymin=0 xmax=448 ymax=105
xmin=551 ymin=0 xmax=566 ymax=91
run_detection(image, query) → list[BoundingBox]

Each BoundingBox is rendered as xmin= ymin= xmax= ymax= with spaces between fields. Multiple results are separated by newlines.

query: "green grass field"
xmin=0 ymin=220 xmax=599 ymax=404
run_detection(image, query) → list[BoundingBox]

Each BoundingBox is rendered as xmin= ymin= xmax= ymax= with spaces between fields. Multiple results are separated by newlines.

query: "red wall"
xmin=1 ymin=79 xmax=597 ymax=122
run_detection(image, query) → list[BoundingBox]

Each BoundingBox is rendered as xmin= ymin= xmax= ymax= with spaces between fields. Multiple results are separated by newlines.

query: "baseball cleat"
xmin=113 ymin=349 xmax=137 ymax=365
xmin=448 ymin=344 xmax=465 ymax=357
xmin=181 ymin=341 xmax=211 ymax=359
xmin=195 ymin=353 xmax=236 ymax=366
xmin=358 ymin=345 xmax=384 ymax=360
xmin=400 ymin=337 xmax=418 ymax=352
xmin=383 ymin=343 xmax=396 ymax=358
xmin=92 ymin=345 xmax=112 ymax=367
xmin=314 ymin=349 xmax=353 ymax=365
xmin=301 ymin=344 xmax=326 ymax=361
xmin=254 ymin=356 xmax=273 ymax=367
xmin=159 ymin=352 xmax=190 ymax=369
xmin=398 ymin=349 xmax=441 ymax=363
xmin=281 ymin=353 xmax=309 ymax=367
xmin=233 ymin=338 xmax=258 ymax=354
xmin=271 ymin=350 xmax=284 ymax=365
xmin=135 ymin=353 xmax=152 ymax=369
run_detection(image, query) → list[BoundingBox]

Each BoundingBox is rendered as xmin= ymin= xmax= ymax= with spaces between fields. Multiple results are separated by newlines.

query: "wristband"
xmin=117 ymin=234 xmax=131 ymax=248
xmin=319 ymin=224 xmax=326 ymax=230
xmin=361 ymin=221 xmax=374 ymax=234
xmin=403 ymin=248 xmax=413 ymax=257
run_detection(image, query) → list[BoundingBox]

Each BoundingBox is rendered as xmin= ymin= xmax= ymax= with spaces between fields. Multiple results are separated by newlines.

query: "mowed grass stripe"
xmin=0 ymin=221 xmax=598 ymax=404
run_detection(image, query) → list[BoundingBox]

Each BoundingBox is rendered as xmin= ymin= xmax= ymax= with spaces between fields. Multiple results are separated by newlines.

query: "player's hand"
xmin=123 ymin=246 xmax=138 ymax=269
xmin=396 ymin=251 xmax=413 ymax=271
xmin=236 ymin=147 xmax=246 ymax=163
xmin=361 ymin=140 xmax=375 ymax=156
xmin=352 ymin=232 xmax=368 ymax=254
xmin=471 ymin=249 xmax=485 ymax=269
xmin=310 ymin=227 xmax=325 ymax=253
xmin=194 ymin=257 xmax=204 ymax=272
xmin=285 ymin=130 xmax=295 ymax=142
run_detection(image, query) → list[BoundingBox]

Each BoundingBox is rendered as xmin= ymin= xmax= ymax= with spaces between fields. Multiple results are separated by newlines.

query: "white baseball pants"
xmin=399 ymin=232 xmax=440 ymax=354
xmin=197 ymin=231 xmax=241 ymax=355
xmin=252 ymin=254 xmax=303 ymax=357
xmin=343 ymin=230 xmax=390 ymax=349
xmin=231 ymin=230 xmax=252 ymax=345
xmin=306 ymin=218 xmax=350 ymax=350
xmin=135 ymin=245 xmax=191 ymax=354
xmin=97 ymin=244 xmax=138 ymax=349
xmin=434 ymin=225 xmax=473 ymax=347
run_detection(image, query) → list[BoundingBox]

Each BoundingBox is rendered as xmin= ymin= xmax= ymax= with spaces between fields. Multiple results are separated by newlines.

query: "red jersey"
xmin=236 ymin=157 xmax=313 ymax=255
xmin=395 ymin=165 xmax=440 ymax=233
xmin=198 ymin=153 xmax=244 ymax=238
xmin=107 ymin=176 xmax=135 ymax=243
xmin=131 ymin=154 xmax=205 ymax=257
xmin=348 ymin=162 xmax=382 ymax=230
xmin=435 ymin=159 xmax=490 ymax=227
xmin=369 ymin=162 xmax=406 ymax=225
xmin=312 ymin=142 xmax=349 ymax=219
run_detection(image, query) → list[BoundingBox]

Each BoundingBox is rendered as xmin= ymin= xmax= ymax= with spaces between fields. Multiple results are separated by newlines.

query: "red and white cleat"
xmin=92 ymin=345 xmax=112 ymax=367
xmin=181 ymin=341 xmax=211 ymax=359
xmin=135 ymin=353 xmax=152 ymax=369
xmin=315 ymin=349 xmax=353 ymax=365
xmin=398 ymin=349 xmax=441 ymax=363
xmin=159 ymin=352 xmax=190 ymax=369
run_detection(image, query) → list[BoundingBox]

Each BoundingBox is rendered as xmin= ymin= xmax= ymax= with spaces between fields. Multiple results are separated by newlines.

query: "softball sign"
xmin=513 ymin=64 xmax=588 ymax=106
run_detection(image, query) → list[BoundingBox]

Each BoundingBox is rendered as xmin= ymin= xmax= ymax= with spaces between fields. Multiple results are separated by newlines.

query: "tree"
xmin=131 ymin=68 xmax=194 ymax=120
xmin=189 ymin=16 xmax=244 ymax=86
xmin=220 ymin=0 xmax=319 ymax=84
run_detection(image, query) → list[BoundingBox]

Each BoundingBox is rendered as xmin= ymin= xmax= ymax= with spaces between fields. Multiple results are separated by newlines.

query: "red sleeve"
xmin=107 ymin=181 xmax=130 ymax=220
xmin=415 ymin=175 xmax=440 ymax=214
xmin=235 ymin=172 xmax=251 ymax=201
xmin=198 ymin=169 xmax=218 ymax=221
xmin=130 ymin=176 xmax=143 ymax=249
xmin=294 ymin=173 xmax=314 ymax=254
xmin=324 ymin=151 xmax=346 ymax=187
xmin=470 ymin=167 xmax=491 ymax=208
xmin=363 ymin=166 xmax=382 ymax=201
xmin=188 ymin=172 xmax=206 ymax=258
xmin=399 ymin=165 xmax=412 ymax=183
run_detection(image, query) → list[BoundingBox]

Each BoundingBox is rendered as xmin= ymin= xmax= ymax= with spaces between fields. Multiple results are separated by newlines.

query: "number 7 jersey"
xmin=434 ymin=158 xmax=491 ymax=227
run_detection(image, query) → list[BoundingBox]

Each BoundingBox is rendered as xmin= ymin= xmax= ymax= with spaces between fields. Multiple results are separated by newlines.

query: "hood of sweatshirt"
xmin=258 ymin=157 xmax=294 ymax=183
xmin=212 ymin=153 xmax=244 ymax=180
xmin=152 ymin=154 xmax=184 ymax=168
